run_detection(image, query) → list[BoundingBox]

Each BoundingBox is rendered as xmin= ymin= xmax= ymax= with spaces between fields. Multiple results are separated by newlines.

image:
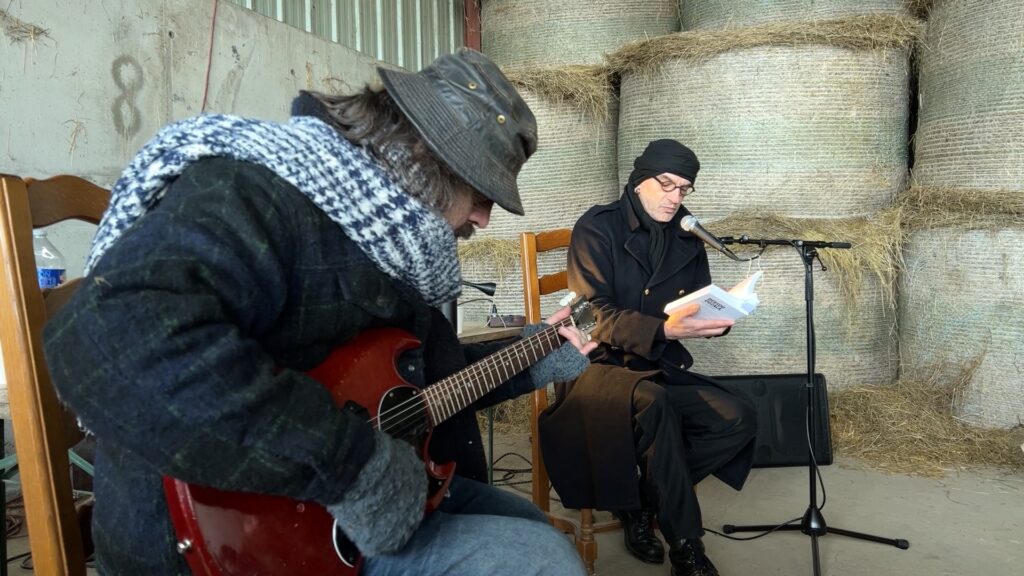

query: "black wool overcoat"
xmin=539 ymin=193 xmax=752 ymax=510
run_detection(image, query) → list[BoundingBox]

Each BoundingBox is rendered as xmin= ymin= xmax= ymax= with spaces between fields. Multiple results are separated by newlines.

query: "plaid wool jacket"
xmin=44 ymin=158 xmax=530 ymax=575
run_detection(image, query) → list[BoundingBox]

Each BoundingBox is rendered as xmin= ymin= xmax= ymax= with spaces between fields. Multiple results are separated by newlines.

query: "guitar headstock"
xmin=565 ymin=293 xmax=596 ymax=335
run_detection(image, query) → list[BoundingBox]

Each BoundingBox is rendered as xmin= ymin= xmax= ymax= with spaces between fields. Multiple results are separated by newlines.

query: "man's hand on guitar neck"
xmin=546 ymin=305 xmax=599 ymax=355
xmin=522 ymin=305 xmax=599 ymax=389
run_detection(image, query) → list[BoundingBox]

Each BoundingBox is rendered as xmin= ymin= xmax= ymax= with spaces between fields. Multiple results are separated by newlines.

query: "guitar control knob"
xmin=176 ymin=539 xmax=193 ymax=554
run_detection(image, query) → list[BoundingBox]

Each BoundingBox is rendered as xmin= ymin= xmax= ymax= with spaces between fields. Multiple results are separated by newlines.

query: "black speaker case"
xmin=716 ymin=373 xmax=833 ymax=468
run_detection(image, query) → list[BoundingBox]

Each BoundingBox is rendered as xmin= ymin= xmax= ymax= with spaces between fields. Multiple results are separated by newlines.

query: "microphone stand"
xmin=717 ymin=236 xmax=908 ymax=576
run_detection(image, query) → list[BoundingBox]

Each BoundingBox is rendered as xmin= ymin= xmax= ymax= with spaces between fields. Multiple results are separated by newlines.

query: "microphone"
xmin=680 ymin=215 xmax=753 ymax=262
xmin=462 ymin=280 xmax=497 ymax=297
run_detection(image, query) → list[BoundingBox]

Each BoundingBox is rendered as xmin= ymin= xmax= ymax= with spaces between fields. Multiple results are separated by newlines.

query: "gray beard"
xmin=454 ymin=222 xmax=475 ymax=240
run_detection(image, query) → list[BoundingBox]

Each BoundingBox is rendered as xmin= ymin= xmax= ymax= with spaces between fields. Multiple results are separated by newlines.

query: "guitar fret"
xmin=452 ymin=373 xmax=466 ymax=409
xmin=438 ymin=385 xmax=453 ymax=422
xmin=472 ymin=361 xmax=486 ymax=398
xmin=436 ymin=387 xmax=450 ymax=423
xmin=422 ymin=387 xmax=439 ymax=425
xmin=445 ymin=382 xmax=457 ymax=419
xmin=471 ymin=361 xmax=486 ymax=401
xmin=512 ymin=344 xmax=523 ymax=373
xmin=527 ymin=336 xmax=539 ymax=364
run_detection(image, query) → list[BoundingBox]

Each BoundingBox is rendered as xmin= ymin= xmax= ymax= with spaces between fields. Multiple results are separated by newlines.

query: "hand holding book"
xmin=662 ymin=271 xmax=763 ymax=339
xmin=664 ymin=302 xmax=735 ymax=339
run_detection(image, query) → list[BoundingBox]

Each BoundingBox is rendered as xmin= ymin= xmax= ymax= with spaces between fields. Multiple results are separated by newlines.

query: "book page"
xmin=664 ymin=271 xmax=762 ymax=322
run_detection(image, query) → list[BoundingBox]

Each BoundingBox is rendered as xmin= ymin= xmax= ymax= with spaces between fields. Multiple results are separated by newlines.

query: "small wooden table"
xmin=456 ymin=323 xmax=522 ymax=344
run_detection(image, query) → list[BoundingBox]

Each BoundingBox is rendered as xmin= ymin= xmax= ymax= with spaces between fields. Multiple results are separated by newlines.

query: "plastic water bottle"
xmin=32 ymin=229 xmax=66 ymax=289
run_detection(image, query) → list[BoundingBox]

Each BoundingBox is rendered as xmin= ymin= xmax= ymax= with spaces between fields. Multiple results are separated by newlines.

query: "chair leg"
xmin=578 ymin=508 xmax=597 ymax=575
xmin=2 ymin=420 xmax=7 ymax=576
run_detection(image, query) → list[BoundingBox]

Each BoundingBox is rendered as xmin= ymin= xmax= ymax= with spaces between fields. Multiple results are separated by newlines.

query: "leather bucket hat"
xmin=378 ymin=48 xmax=537 ymax=215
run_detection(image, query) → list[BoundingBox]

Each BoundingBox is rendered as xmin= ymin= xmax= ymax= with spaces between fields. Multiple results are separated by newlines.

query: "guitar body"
xmin=163 ymin=328 xmax=455 ymax=576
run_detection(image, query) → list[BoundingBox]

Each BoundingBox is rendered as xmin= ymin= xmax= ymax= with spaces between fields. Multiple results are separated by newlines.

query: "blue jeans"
xmin=363 ymin=476 xmax=585 ymax=576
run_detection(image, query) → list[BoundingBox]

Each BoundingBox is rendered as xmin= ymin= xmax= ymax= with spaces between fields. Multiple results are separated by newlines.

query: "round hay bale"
xmin=613 ymin=15 xmax=919 ymax=220
xmin=681 ymin=0 xmax=909 ymax=30
xmin=684 ymin=213 xmax=901 ymax=389
xmin=481 ymin=0 xmax=679 ymax=68
xmin=898 ymin=224 xmax=1024 ymax=428
xmin=913 ymin=0 xmax=1024 ymax=191
xmin=458 ymin=67 xmax=620 ymax=322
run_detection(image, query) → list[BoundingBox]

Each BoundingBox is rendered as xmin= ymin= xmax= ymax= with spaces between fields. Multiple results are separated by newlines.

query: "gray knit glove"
xmin=326 ymin=430 xmax=427 ymax=557
xmin=522 ymin=322 xmax=591 ymax=388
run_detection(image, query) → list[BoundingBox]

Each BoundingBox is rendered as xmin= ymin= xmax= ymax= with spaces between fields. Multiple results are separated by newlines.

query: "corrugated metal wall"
xmin=228 ymin=0 xmax=464 ymax=71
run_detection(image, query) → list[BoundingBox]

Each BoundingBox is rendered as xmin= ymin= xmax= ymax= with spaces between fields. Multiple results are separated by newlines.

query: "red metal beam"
xmin=463 ymin=0 xmax=481 ymax=50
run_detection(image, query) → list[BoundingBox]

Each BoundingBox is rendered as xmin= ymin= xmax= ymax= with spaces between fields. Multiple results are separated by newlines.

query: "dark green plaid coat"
xmin=44 ymin=158 xmax=530 ymax=575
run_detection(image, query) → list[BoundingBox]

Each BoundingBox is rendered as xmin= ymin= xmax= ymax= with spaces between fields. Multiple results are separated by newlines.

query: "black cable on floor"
xmin=704 ymin=516 xmax=803 ymax=541
xmin=6 ymin=551 xmax=30 ymax=565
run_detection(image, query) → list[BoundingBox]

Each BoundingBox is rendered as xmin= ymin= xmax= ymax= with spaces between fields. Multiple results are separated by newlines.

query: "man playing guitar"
xmin=44 ymin=49 xmax=596 ymax=576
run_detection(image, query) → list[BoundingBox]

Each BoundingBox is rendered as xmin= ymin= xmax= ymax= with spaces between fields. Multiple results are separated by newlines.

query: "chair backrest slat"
xmin=0 ymin=173 xmax=108 ymax=576
xmin=519 ymin=229 xmax=572 ymax=513
xmin=24 ymin=175 xmax=110 ymax=226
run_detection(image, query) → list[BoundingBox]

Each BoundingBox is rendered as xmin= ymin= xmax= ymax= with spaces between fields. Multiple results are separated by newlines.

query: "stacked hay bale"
xmin=680 ymin=0 xmax=910 ymax=30
xmin=609 ymin=15 xmax=921 ymax=388
xmin=482 ymin=0 xmax=679 ymax=67
xmin=466 ymin=1 xmax=682 ymax=323
xmin=699 ymin=212 xmax=903 ymax=388
xmin=898 ymin=0 xmax=1024 ymax=428
xmin=458 ymin=67 xmax=619 ymax=321
xmin=612 ymin=16 xmax=917 ymax=219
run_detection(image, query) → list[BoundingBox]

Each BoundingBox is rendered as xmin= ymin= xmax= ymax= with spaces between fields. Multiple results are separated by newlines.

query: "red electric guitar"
xmin=163 ymin=297 xmax=595 ymax=576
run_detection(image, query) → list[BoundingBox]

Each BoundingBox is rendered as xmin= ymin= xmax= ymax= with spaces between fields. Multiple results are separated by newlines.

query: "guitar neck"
xmin=421 ymin=319 xmax=570 ymax=425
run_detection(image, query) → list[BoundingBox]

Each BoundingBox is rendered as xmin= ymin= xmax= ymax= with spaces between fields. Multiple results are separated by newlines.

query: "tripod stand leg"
xmin=827 ymin=526 xmax=910 ymax=549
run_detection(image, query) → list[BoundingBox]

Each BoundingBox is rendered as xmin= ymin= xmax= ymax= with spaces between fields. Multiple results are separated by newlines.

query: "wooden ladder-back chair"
xmin=0 ymin=174 xmax=110 ymax=576
xmin=520 ymin=229 xmax=619 ymax=575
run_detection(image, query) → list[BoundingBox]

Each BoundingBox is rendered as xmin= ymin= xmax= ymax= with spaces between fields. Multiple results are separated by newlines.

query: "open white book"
xmin=663 ymin=271 xmax=763 ymax=322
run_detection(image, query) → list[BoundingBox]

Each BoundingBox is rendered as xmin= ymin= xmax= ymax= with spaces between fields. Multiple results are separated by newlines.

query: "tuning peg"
xmin=559 ymin=291 xmax=577 ymax=307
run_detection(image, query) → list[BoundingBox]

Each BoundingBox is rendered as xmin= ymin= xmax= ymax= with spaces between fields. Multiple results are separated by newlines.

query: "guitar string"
xmin=374 ymin=321 xmax=567 ymax=437
xmin=372 ymin=320 xmax=572 ymax=437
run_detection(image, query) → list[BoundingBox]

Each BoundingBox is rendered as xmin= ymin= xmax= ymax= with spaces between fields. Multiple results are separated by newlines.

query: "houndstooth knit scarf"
xmin=86 ymin=114 xmax=461 ymax=307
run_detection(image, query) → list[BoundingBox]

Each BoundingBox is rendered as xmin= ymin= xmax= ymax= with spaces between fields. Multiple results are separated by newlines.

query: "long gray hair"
xmin=301 ymin=87 xmax=467 ymax=215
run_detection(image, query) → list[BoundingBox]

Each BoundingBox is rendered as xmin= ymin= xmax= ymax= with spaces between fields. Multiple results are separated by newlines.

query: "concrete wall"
xmin=0 ymin=0 xmax=387 ymax=415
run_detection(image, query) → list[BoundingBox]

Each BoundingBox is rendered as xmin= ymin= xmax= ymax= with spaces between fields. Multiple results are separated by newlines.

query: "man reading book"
xmin=540 ymin=140 xmax=758 ymax=576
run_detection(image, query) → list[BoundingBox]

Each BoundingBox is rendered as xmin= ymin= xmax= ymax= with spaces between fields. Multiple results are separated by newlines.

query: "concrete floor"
xmin=490 ymin=433 xmax=1024 ymax=576
xmin=3 ymin=434 xmax=1020 ymax=576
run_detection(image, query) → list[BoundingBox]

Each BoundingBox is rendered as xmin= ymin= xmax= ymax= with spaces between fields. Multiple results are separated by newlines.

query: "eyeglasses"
xmin=657 ymin=179 xmax=695 ymax=196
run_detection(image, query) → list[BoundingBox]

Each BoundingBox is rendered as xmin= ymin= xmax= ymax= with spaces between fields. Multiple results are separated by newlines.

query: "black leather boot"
xmin=615 ymin=509 xmax=665 ymax=564
xmin=669 ymin=538 xmax=720 ymax=576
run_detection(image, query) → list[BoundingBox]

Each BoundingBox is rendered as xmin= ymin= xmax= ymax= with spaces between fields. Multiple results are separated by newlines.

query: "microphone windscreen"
xmin=681 ymin=215 xmax=698 ymax=232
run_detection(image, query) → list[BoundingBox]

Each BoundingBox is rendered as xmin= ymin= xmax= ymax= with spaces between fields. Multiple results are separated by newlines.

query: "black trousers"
xmin=630 ymin=379 xmax=757 ymax=541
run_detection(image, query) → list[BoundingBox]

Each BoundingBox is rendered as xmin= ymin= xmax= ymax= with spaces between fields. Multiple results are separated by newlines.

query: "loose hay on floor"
xmin=830 ymin=368 xmax=1024 ymax=477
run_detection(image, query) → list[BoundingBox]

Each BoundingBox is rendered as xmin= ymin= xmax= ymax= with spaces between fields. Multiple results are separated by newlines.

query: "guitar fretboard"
xmin=420 ymin=318 xmax=571 ymax=425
